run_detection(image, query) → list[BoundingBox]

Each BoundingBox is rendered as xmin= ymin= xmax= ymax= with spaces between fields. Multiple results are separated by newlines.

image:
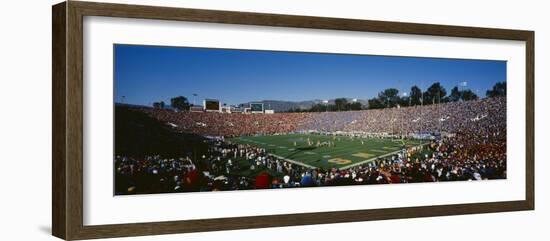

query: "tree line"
xmin=152 ymin=96 xmax=190 ymax=111
xmin=151 ymin=81 xmax=506 ymax=112
xmin=290 ymin=81 xmax=506 ymax=112
xmin=366 ymin=81 xmax=505 ymax=109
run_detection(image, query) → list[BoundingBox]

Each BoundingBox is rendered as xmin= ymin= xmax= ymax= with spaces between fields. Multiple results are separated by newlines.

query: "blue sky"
xmin=114 ymin=44 xmax=506 ymax=106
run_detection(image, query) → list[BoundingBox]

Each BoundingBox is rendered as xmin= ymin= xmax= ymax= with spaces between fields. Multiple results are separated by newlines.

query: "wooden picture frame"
xmin=52 ymin=1 xmax=534 ymax=240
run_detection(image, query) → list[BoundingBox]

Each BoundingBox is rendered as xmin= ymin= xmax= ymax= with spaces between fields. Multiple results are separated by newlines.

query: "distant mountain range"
xmin=239 ymin=98 xmax=369 ymax=112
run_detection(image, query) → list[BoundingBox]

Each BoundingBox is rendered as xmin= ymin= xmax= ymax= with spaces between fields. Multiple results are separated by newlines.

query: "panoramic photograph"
xmin=113 ymin=44 xmax=507 ymax=195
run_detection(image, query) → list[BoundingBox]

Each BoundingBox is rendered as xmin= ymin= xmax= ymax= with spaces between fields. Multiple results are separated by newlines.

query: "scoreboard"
xmin=203 ymin=99 xmax=220 ymax=112
xmin=250 ymin=103 xmax=264 ymax=113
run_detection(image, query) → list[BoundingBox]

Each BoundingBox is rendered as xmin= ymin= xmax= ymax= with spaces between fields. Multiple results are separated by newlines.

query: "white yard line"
xmin=240 ymin=137 xmax=317 ymax=168
xmin=268 ymin=153 xmax=317 ymax=169
xmin=338 ymin=149 xmax=402 ymax=170
xmin=339 ymin=143 xmax=430 ymax=170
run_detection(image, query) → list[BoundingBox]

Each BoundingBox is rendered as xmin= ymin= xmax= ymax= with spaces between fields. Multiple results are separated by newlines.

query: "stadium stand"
xmin=115 ymin=97 xmax=506 ymax=194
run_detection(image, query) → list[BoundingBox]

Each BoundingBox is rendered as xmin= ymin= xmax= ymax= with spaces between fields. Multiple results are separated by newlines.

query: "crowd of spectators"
xmin=142 ymin=109 xmax=309 ymax=137
xmin=140 ymin=97 xmax=505 ymax=139
xmin=115 ymin=97 xmax=506 ymax=194
xmin=115 ymin=136 xmax=506 ymax=194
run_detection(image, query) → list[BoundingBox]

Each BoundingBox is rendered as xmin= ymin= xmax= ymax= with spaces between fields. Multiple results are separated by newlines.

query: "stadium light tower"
xmin=193 ymin=93 xmax=198 ymax=106
xmin=420 ymin=80 xmax=424 ymax=146
xmin=402 ymin=92 xmax=409 ymax=106
xmin=388 ymin=96 xmax=394 ymax=141
xmin=459 ymin=81 xmax=467 ymax=101
xmin=323 ymin=100 xmax=329 ymax=112
xmin=438 ymin=87 xmax=442 ymax=135
xmin=401 ymin=92 xmax=408 ymax=138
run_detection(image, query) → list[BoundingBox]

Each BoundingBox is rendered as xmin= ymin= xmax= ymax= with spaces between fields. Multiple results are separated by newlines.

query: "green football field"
xmin=228 ymin=133 xmax=425 ymax=169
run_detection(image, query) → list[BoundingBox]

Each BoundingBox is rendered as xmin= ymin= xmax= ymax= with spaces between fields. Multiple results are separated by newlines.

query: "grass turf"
xmin=228 ymin=133 xmax=424 ymax=169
